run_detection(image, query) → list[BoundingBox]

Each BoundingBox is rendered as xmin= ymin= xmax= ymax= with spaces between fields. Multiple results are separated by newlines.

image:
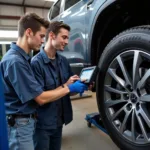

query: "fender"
xmin=88 ymin=0 xmax=120 ymax=59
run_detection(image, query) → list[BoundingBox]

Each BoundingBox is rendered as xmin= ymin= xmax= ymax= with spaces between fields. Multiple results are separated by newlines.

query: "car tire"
xmin=97 ymin=26 xmax=150 ymax=150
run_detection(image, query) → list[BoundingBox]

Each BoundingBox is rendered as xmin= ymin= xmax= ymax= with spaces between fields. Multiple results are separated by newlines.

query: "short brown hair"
xmin=18 ymin=13 xmax=50 ymax=37
xmin=45 ymin=21 xmax=71 ymax=41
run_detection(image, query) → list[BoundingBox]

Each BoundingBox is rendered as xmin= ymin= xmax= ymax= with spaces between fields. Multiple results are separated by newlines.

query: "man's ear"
xmin=49 ymin=31 xmax=56 ymax=40
xmin=25 ymin=28 xmax=33 ymax=37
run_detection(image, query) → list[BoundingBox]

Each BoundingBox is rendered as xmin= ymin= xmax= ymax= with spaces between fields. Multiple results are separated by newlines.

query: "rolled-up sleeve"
xmin=5 ymin=61 xmax=43 ymax=104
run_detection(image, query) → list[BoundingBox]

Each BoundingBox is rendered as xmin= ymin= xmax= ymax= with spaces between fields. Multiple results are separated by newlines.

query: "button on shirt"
xmin=31 ymin=48 xmax=73 ymax=129
xmin=0 ymin=43 xmax=43 ymax=114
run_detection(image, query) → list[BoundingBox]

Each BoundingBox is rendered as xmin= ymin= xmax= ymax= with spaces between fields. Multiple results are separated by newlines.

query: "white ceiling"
xmin=0 ymin=0 xmax=54 ymax=9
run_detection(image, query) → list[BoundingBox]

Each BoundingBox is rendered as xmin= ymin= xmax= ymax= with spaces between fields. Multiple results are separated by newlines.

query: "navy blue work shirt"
xmin=31 ymin=48 xmax=73 ymax=129
xmin=0 ymin=43 xmax=43 ymax=114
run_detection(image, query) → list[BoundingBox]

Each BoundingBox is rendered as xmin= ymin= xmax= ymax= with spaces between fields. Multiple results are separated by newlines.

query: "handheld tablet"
xmin=79 ymin=66 xmax=99 ymax=84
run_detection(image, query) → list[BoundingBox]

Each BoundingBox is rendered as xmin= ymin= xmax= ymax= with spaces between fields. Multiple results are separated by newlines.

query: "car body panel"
xmin=48 ymin=0 xmax=113 ymax=73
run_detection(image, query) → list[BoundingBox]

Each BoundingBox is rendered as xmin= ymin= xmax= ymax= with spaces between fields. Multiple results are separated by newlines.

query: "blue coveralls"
xmin=31 ymin=48 xmax=73 ymax=150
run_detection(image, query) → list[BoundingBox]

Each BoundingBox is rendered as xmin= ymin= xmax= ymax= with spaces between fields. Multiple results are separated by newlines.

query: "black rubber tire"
xmin=96 ymin=26 xmax=150 ymax=150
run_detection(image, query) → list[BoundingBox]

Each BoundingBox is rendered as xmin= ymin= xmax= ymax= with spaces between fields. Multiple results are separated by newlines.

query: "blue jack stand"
xmin=85 ymin=113 xmax=123 ymax=150
xmin=85 ymin=112 xmax=108 ymax=134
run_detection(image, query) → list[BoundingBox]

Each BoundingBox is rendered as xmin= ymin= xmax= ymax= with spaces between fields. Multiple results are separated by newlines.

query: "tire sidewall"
xmin=97 ymin=31 xmax=150 ymax=150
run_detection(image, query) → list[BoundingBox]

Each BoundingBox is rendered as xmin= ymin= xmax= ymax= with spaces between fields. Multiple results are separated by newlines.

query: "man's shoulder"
xmin=2 ymin=49 xmax=24 ymax=65
xmin=31 ymin=52 xmax=43 ymax=64
xmin=1 ymin=51 xmax=27 ymax=74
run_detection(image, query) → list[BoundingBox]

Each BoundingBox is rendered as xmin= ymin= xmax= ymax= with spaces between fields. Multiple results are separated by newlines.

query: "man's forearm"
xmin=35 ymin=84 xmax=70 ymax=105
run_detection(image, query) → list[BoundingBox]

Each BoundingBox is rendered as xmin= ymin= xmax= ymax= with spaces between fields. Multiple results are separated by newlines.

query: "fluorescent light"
xmin=0 ymin=30 xmax=18 ymax=38
xmin=0 ymin=41 xmax=12 ymax=44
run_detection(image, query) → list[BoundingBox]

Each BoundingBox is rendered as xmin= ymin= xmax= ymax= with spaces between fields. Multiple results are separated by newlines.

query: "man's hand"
xmin=68 ymin=80 xmax=88 ymax=94
xmin=66 ymin=75 xmax=80 ymax=85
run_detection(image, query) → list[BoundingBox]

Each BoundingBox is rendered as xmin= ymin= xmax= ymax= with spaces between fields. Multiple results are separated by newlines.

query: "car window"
xmin=51 ymin=0 xmax=61 ymax=20
xmin=64 ymin=0 xmax=81 ymax=10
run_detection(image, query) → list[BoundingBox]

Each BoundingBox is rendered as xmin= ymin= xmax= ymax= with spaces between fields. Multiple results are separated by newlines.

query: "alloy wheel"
xmin=104 ymin=50 xmax=150 ymax=144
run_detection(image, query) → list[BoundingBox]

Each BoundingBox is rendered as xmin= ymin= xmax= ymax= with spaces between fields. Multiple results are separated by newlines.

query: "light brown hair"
xmin=18 ymin=13 xmax=50 ymax=37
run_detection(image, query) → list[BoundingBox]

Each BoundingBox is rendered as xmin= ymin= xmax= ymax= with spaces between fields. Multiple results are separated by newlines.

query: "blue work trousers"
xmin=34 ymin=126 xmax=63 ymax=150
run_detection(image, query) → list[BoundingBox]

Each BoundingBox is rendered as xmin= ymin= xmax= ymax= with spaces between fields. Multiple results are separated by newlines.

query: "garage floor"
xmin=62 ymin=92 xmax=119 ymax=150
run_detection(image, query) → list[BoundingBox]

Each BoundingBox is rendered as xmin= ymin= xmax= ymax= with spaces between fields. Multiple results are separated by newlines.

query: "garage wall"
xmin=0 ymin=5 xmax=49 ymax=30
xmin=0 ymin=4 xmax=50 ymax=59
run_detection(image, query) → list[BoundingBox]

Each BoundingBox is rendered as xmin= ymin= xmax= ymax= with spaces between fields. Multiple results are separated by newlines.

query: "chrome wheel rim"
xmin=104 ymin=50 xmax=150 ymax=144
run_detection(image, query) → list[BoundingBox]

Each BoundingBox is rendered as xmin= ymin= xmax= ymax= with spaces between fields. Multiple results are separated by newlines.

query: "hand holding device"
xmin=66 ymin=75 xmax=80 ymax=85
xmin=68 ymin=80 xmax=88 ymax=94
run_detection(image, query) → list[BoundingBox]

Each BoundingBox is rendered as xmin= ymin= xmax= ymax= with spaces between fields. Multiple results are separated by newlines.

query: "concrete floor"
xmin=62 ymin=92 xmax=119 ymax=150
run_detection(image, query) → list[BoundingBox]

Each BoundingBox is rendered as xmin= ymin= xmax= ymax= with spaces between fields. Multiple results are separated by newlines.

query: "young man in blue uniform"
xmin=0 ymin=14 xmax=88 ymax=150
xmin=31 ymin=21 xmax=83 ymax=150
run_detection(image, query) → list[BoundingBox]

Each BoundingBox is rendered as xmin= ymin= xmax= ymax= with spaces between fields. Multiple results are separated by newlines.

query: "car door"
xmin=58 ymin=0 xmax=92 ymax=75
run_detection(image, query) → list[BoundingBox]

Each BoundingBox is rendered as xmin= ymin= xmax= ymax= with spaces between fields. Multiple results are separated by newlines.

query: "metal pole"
xmin=0 ymin=71 xmax=9 ymax=150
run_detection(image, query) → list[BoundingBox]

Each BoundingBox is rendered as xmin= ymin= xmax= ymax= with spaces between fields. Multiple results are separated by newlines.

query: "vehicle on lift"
xmin=49 ymin=0 xmax=150 ymax=149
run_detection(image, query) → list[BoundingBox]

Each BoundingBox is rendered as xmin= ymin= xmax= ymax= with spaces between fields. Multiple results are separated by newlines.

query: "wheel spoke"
xmin=140 ymin=94 xmax=150 ymax=102
xmin=105 ymin=85 xmax=127 ymax=94
xmin=111 ymin=104 xmax=128 ymax=120
xmin=135 ymin=110 xmax=149 ymax=142
xmin=131 ymin=109 xmax=136 ymax=142
xmin=132 ymin=51 xmax=142 ymax=89
xmin=108 ymin=68 xmax=125 ymax=88
xmin=105 ymin=99 xmax=127 ymax=108
xmin=120 ymin=110 xmax=132 ymax=133
xmin=137 ymin=69 xmax=150 ymax=89
xmin=117 ymin=55 xmax=132 ymax=86
xmin=139 ymin=104 xmax=150 ymax=128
